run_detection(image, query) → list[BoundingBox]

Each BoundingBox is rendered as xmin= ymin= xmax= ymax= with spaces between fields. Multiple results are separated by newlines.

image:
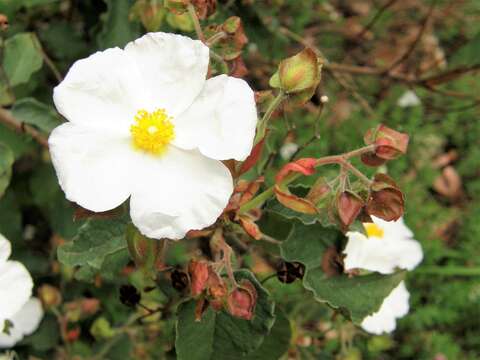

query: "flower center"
xmin=363 ymin=223 xmax=384 ymax=238
xmin=130 ymin=109 xmax=175 ymax=154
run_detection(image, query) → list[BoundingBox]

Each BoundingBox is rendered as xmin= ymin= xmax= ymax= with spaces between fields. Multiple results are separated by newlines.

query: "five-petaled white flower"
xmin=0 ymin=234 xmax=44 ymax=348
xmin=343 ymin=216 xmax=423 ymax=335
xmin=49 ymin=32 xmax=257 ymax=240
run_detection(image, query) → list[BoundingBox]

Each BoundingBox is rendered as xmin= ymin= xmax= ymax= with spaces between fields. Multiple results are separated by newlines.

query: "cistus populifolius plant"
xmin=1 ymin=0 xmax=479 ymax=359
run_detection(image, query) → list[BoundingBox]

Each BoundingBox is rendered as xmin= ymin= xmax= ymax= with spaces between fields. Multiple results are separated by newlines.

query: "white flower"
xmin=360 ymin=282 xmax=410 ymax=335
xmin=397 ymin=90 xmax=421 ymax=107
xmin=279 ymin=142 xmax=299 ymax=160
xmin=343 ymin=217 xmax=423 ymax=334
xmin=0 ymin=234 xmax=44 ymax=348
xmin=49 ymin=32 xmax=258 ymax=240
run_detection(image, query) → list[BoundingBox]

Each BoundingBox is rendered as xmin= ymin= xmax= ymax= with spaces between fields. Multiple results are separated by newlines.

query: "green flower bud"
xmin=270 ymin=48 xmax=322 ymax=94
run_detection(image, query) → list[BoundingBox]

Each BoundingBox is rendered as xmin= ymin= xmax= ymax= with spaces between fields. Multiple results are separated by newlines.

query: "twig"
xmin=206 ymin=31 xmax=227 ymax=47
xmin=32 ymin=33 xmax=63 ymax=83
xmin=386 ymin=0 xmax=436 ymax=73
xmin=0 ymin=107 xmax=49 ymax=148
xmin=357 ymin=0 xmax=399 ymax=39
xmin=187 ymin=2 xmax=205 ymax=42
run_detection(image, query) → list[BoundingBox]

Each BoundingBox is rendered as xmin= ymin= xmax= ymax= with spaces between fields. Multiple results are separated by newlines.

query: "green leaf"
xmin=452 ymin=31 xmax=480 ymax=66
xmin=0 ymin=190 xmax=22 ymax=241
xmin=57 ymin=216 xmax=130 ymax=282
xmin=39 ymin=21 xmax=88 ymax=62
xmin=304 ymin=269 xmax=406 ymax=324
xmin=12 ymin=98 xmax=62 ymax=133
xmin=2 ymin=32 xmax=43 ymax=87
xmin=23 ymin=314 xmax=60 ymax=351
xmin=0 ymin=142 xmax=14 ymax=198
xmin=244 ymin=309 xmax=291 ymax=360
xmin=268 ymin=199 xmax=320 ymax=225
xmin=280 ymin=221 xmax=406 ymax=324
xmin=97 ymin=0 xmax=141 ymax=50
xmin=175 ymin=270 xmax=276 ymax=360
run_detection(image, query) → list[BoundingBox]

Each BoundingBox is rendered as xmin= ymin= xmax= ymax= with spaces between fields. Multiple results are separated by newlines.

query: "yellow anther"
xmin=363 ymin=223 xmax=384 ymax=238
xmin=130 ymin=109 xmax=175 ymax=154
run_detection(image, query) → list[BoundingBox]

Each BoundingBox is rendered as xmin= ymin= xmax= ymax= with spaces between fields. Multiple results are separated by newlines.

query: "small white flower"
xmin=397 ymin=90 xmax=421 ymax=108
xmin=49 ymin=32 xmax=258 ymax=240
xmin=343 ymin=216 xmax=423 ymax=334
xmin=279 ymin=142 xmax=299 ymax=160
xmin=0 ymin=234 xmax=44 ymax=348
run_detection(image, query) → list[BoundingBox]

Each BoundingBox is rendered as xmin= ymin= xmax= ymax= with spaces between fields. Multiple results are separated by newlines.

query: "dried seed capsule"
xmin=171 ymin=269 xmax=189 ymax=292
xmin=119 ymin=285 xmax=141 ymax=307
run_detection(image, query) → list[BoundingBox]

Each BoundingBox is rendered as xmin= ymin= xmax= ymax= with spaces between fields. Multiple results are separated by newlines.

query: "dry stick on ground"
xmin=0 ymin=107 xmax=49 ymax=148
xmin=356 ymin=0 xmax=400 ymax=39
xmin=386 ymin=0 xmax=437 ymax=73
xmin=280 ymin=15 xmax=480 ymax=103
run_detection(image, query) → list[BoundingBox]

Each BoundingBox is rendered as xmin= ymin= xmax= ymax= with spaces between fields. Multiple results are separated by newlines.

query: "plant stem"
xmin=254 ymin=90 xmax=286 ymax=144
xmin=206 ymin=31 xmax=227 ymax=47
xmin=210 ymin=50 xmax=229 ymax=74
xmin=187 ymin=3 xmax=204 ymax=42
xmin=415 ymin=266 xmax=480 ymax=276
xmin=0 ymin=107 xmax=49 ymax=148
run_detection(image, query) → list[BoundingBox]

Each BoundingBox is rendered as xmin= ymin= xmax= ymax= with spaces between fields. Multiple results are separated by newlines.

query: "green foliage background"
xmin=0 ymin=0 xmax=479 ymax=359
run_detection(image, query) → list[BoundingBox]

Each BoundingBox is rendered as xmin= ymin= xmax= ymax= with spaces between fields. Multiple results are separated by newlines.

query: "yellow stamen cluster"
xmin=363 ymin=223 xmax=384 ymax=238
xmin=130 ymin=109 xmax=175 ymax=154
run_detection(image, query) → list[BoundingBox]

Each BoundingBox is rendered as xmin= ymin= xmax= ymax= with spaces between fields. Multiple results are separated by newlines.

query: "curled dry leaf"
xmin=366 ymin=174 xmax=405 ymax=221
xmin=433 ymin=166 xmax=463 ymax=200
xmin=188 ymin=260 xmax=210 ymax=297
xmin=337 ymin=191 xmax=364 ymax=227
xmin=227 ymin=280 xmax=257 ymax=320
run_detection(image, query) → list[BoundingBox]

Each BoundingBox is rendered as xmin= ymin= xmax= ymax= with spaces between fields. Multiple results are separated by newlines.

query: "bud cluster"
xmin=270 ymin=124 xmax=409 ymax=231
xmin=181 ymin=259 xmax=258 ymax=321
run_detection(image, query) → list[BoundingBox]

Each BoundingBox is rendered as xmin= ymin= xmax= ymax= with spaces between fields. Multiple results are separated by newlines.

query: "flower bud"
xmin=363 ymin=124 xmax=409 ymax=161
xmin=366 ymin=174 xmax=405 ymax=221
xmin=126 ymin=224 xmax=159 ymax=271
xmin=66 ymin=327 xmax=81 ymax=342
xmin=337 ymin=191 xmax=364 ymax=227
xmin=38 ymin=284 xmax=62 ymax=308
xmin=238 ymin=215 xmax=262 ymax=240
xmin=129 ymin=0 xmax=166 ymax=32
xmin=188 ymin=260 xmax=209 ymax=296
xmin=191 ymin=0 xmax=216 ymax=19
xmin=90 ymin=317 xmax=116 ymax=340
xmin=270 ymin=48 xmax=322 ymax=94
xmin=64 ymin=298 xmax=100 ymax=322
xmin=227 ymin=280 xmax=257 ymax=320
xmin=164 ymin=0 xmax=188 ymax=14
xmin=0 ymin=14 xmax=8 ymax=32
xmin=306 ymin=177 xmax=331 ymax=204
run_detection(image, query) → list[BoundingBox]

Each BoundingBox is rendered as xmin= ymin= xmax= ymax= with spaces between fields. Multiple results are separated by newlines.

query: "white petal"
xmin=0 ymin=234 xmax=11 ymax=262
xmin=53 ymin=47 xmax=145 ymax=133
xmin=130 ymin=147 xmax=233 ymax=240
xmin=343 ymin=232 xmax=396 ymax=274
xmin=397 ymin=90 xmax=420 ymax=107
xmin=48 ymin=123 xmax=137 ymax=212
xmin=372 ymin=216 xmax=414 ymax=239
xmin=174 ymin=75 xmax=257 ymax=161
xmin=344 ymin=217 xmax=423 ymax=273
xmin=361 ymin=282 xmax=410 ymax=334
xmin=125 ymin=32 xmax=209 ymax=117
xmin=0 ymin=261 xmax=33 ymax=321
xmin=0 ymin=298 xmax=43 ymax=348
